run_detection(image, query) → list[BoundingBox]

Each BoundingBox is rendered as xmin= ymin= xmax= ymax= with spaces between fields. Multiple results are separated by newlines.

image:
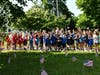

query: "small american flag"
xmin=14 ymin=53 xmax=16 ymax=58
xmin=72 ymin=56 xmax=77 ymax=62
xmin=65 ymin=53 xmax=68 ymax=57
xmin=8 ymin=57 xmax=11 ymax=64
xmin=41 ymin=69 xmax=48 ymax=75
xmin=40 ymin=56 xmax=45 ymax=64
xmin=95 ymin=52 xmax=99 ymax=57
xmin=83 ymin=60 xmax=93 ymax=67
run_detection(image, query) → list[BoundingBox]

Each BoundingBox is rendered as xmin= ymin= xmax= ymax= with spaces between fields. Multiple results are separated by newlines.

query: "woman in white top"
xmin=93 ymin=30 xmax=99 ymax=55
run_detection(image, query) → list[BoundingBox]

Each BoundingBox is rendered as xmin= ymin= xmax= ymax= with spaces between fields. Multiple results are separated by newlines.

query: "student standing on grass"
xmin=39 ymin=31 xmax=43 ymax=50
xmin=99 ymin=32 xmax=100 ymax=50
xmin=23 ymin=34 xmax=28 ymax=50
xmin=75 ymin=30 xmax=80 ymax=50
xmin=88 ymin=30 xmax=93 ymax=51
xmin=56 ymin=34 xmax=61 ymax=51
xmin=45 ymin=32 xmax=50 ymax=51
xmin=18 ymin=32 xmax=23 ymax=49
xmin=42 ymin=30 xmax=45 ymax=50
xmin=12 ymin=33 xmax=18 ymax=50
xmin=60 ymin=32 xmax=67 ymax=50
xmin=6 ymin=34 xmax=10 ymax=49
xmin=35 ymin=33 xmax=39 ymax=50
xmin=79 ymin=30 xmax=85 ymax=50
xmin=50 ymin=32 xmax=57 ymax=50
xmin=93 ymin=30 xmax=99 ymax=55
xmin=10 ymin=32 xmax=13 ymax=49
xmin=81 ymin=30 xmax=87 ymax=51
xmin=0 ymin=36 xmax=2 ymax=49
xmin=29 ymin=32 xmax=34 ymax=50
xmin=83 ymin=30 xmax=88 ymax=51
xmin=73 ymin=30 xmax=77 ymax=50
xmin=66 ymin=30 xmax=75 ymax=50
xmin=71 ymin=30 xmax=75 ymax=50
xmin=78 ymin=29 xmax=84 ymax=50
xmin=66 ymin=30 xmax=71 ymax=50
xmin=59 ymin=29 xmax=63 ymax=50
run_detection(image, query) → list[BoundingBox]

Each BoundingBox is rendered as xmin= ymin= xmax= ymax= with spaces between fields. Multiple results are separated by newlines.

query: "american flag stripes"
xmin=83 ymin=60 xmax=93 ymax=67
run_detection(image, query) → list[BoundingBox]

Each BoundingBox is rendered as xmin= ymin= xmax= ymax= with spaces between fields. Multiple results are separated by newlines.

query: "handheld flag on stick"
xmin=8 ymin=57 xmax=11 ymax=64
xmin=95 ymin=52 xmax=99 ymax=57
xmin=41 ymin=69 xmax=48 ymax=75
xmin=14 ymin=53 xmax=16 ymax=58
xmin=83 ymin=60 xmax=93 ymax=67
xmin=65 ymin=52 xmax=68 ymax=57
xmin=72 ymin=56 xmax=77 ymax=62
xmin=40 ymin=56 xmax=45 ymax=64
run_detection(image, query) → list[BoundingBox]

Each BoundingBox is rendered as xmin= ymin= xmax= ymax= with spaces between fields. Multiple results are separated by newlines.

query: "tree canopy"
xmin=76 ymin=0 xmax=100 ymax=28
xmin=15 ymin=6 xmax=70 ymax=30
xmin=1 ymin=0 xmax=99 ymax=31
xmin=42 ymin=0 xmax=73 ymax=17
xmin=0 ymin=0 xmax=25 ymax=31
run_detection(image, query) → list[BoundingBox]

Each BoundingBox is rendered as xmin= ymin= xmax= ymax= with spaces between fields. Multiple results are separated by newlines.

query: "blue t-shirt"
xmin=61 ymin=37 xmax=67 ymax=44
xmin=50 ymin=35 xmax=57 ymax=44
xmin=29 ymin=36 xmax=33 ymax=43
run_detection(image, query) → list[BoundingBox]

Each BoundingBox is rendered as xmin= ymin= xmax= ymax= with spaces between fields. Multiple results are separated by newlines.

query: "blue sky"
xmin=67 ymin=0 xmax=82 ymax=16
xmin=23 ymin=0 xmax=82 ymax=16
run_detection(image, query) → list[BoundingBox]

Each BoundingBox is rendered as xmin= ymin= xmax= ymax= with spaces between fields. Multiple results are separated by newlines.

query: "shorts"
xmin=88 ymin=39 xmax=93 ymax=46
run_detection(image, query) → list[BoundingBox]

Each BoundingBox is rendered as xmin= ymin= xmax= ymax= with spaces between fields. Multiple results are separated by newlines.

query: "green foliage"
xmin=76 ymin=0 xmax=100 ymax=27
xmin=0 ymin=0 xmax=75 ymax=31
xmin=15 ymin=7 xmax=69 ymax=30
xmin=0 ymin=0 xmax=25 ymax=30
xmin=76 ymin=14 xmax=93 ymax=29
xmin=41 ymin=0 xmax=73 ymax=17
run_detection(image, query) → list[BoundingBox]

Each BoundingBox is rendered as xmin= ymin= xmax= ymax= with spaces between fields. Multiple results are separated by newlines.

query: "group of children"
xmin=0 ymin=27 xmax=100 ymax=54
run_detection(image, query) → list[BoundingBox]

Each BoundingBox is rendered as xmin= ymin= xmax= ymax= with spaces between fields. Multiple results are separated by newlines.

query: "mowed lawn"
xmin=0 ymin=50 xmax=100 ymax=75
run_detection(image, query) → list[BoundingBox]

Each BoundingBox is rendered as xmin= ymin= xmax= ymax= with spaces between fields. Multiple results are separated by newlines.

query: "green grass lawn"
xmin=0 ymin=50 xmax=100 ymax=75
